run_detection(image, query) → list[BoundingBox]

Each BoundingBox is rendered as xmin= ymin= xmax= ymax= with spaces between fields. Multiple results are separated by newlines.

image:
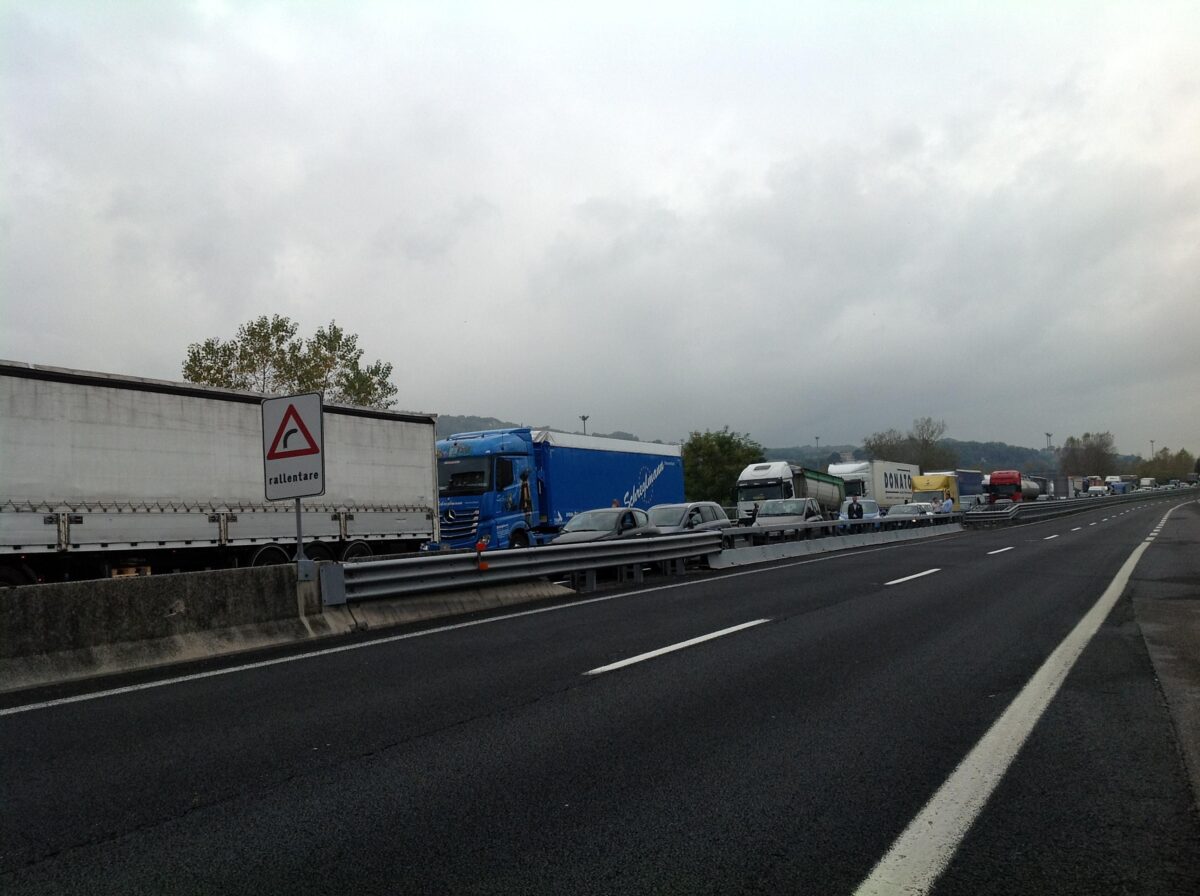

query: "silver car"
xmin=550 ymin=507 xmax=653 ymax=544
xmin=646 ymin=501 xmax=734 ymax=535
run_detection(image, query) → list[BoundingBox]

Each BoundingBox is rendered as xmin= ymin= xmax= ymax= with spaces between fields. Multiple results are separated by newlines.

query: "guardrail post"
xmin=320 ymin=562 xmax=347 ymax=606
xmin=619 ymin=563 xmax=644 ymax=585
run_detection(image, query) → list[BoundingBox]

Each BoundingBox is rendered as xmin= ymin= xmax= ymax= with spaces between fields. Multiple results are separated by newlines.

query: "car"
xmin=750 ymin=497 xmax=825 ymax=526
xmin=1085 ymin=486 xmax=1108 ymax=497
xmin=883 ymin=502 xmax=935 ymax=529
xmin=646 ymin=501 xmax=734 ymax=535
xmin=746 ymin=498 xmax=831 ymax=539
xmin=549 ymin=507 xmax=653 ymax=544
xmin=837 ymin=497 xmax=883 ymax=531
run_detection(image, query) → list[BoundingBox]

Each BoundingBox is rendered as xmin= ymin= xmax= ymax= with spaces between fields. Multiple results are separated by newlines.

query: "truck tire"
xmin=304 ymin=542 xmax=335 ymax=563
xmin=509 ymin=530 xmax=530 ymax=549
xmin=341 ymin=541 xmax=372 ymax=562
xmin=250 ymin=544 xmax=291 ymax=567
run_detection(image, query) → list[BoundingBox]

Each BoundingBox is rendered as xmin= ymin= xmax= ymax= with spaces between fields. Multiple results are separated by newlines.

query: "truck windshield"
xmin=842 ymin=480 xmax=865 ymax=497
xmin=737 ymin=482 xmax=783 ymax=503
xmin=438 ymin=457 xmax=491 ymax=495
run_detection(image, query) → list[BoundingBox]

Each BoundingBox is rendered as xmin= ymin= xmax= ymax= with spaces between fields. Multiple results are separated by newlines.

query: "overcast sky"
xmin=3 ymin=1 xmax=1198 ymax=455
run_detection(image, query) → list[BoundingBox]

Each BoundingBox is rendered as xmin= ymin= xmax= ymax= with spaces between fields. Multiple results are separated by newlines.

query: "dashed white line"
xmin=1043 ymin=535 xmax=1059 ymax=540
xmin=1071 ymin=527 xmax=1082 ymax=532
xmin=885 ymin=568 xmax=941 ymax=586
xmin=584 ymin=619 xmax=770 ymax=675
xmin=987 ymin=547 xmax=1014 ymax=555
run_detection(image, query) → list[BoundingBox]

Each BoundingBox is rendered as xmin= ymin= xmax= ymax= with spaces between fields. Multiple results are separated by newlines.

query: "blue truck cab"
xmin=435 ymin=428 xmax=684 ymax=549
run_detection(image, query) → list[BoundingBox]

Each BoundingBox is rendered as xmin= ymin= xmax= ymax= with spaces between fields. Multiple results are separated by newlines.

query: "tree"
xmin=681 ymin=427 xmax=764 ymax=503
xmin=862 ymin=428 xmax=909 ymax=462
xmin=908 ymin=416 xmax=957 ymax=471
xmin=862 ymin=418 xmax=957 ymax=471
xmin=183 ymin=315 xmax=398 ymax=408
xmin=1059 ymin=432 xmax=1116 ymax=476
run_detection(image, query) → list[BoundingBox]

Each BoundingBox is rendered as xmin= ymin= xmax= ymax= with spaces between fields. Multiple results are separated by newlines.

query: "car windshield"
xmin=737 ymin=483 xmax=783 ymax=503
xmin=648 ymin=505 xmax=688 ymax=526
xmin=561 ymin=509 xmax=621 ymax=532
xmin=758 ymin=500 xmax=806 ymax=516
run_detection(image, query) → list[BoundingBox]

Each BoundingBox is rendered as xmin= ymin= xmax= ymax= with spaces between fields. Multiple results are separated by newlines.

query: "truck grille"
xmin=440 ymin=509 xmax=479 ymax=542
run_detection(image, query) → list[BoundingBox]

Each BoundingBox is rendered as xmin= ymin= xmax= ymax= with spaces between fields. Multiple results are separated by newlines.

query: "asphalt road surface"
xmin=3 ymin=496 xmax=1198 ymax=895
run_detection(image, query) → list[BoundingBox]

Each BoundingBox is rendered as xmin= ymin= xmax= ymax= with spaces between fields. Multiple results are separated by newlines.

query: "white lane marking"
xmin=3 ymin=537 xmax=948 ymax=717
xmin=1043 ymin=535 xmax=1059 ymax=540
xmin=853 ymin=503 xmax=1178 ymax=896
xmin=885 ymin=568 xmax=941 ymax=586
xmin=987 ymin=547 xmax=1014 ymax=555
xmin=584 ymin=619 xmax=769 ymax=675
xmin=1089 ymin=522 xmax=1097 ymax=526
xmin=1071 ymin=527 xmax=1082 ymax=532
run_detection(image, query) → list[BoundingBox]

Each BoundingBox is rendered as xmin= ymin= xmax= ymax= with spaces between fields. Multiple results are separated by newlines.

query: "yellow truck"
xmin=911 ymin=473 xmax=960 ymax=511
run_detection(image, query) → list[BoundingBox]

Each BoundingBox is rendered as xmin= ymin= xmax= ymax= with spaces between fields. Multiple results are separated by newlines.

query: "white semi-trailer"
xmin=827 ymin=460 xmax=918 ymax=510
xmin=0 ymin=360 xmax=439 ymax=585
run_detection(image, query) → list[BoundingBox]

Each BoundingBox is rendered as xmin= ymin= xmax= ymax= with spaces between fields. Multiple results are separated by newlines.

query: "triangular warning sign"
xmin=267 ymin=404 xmax=321 ymax=459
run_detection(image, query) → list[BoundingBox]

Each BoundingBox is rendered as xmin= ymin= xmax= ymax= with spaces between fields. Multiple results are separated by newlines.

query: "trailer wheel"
xmin=304 ymin=542 xmax=335 ymax=563
xmin=251 ymin=544 xmax=291 ymax=567
xmin=341 ymin=540 xmax=372 ymax=562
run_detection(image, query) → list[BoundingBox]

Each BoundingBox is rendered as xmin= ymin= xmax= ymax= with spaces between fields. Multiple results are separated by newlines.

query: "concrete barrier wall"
xmin=3 ymin=566 xmax=301 ymax=657
xmin=710 ymin=524 xmax=963 ymax=568
xmin=1 ymin=523 xmax=963 ymax=695
xmin=0 ymin=567 xmax=575 ymax=694
xmin=0 ymin=566 xmax=350 ymax=693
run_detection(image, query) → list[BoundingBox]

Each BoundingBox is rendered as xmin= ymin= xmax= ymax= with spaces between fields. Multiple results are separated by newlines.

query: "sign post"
xmin=262 ymin=393 xmax=325 ymax=581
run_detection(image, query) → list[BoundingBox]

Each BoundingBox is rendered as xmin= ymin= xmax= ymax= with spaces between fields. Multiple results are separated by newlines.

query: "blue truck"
xmin=435 ymin=428 xmax=684 ymax=549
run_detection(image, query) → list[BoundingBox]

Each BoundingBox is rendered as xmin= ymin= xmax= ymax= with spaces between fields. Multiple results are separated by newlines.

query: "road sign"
xmin=262 ymin=393 xmax=325 ymax=501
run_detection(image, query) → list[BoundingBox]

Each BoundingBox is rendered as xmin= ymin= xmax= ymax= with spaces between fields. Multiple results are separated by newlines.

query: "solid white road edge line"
xmin=852 ymin=502 xmax=1187 ymax=896
xmin=987 ymin=547 xmax=1014 ymax=555
xmin=885 ymin=568 xmax=940 ymax=586
xmin=584 ymin=619 xmax=770 ymax=675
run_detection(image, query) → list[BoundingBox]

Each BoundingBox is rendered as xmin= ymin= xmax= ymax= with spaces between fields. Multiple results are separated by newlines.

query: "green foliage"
xmin=682 ymin=427 xmax=765 ymax=503
xmin=183 ymin=315 xmax=398 ymax=408
xmin=1137 ymin=447 xmax=1196 ymax=482
xmin=862 ymin=417 xmax=957 ymax=471
xmin=1058 ymin=432 xmax=1117 ymax=476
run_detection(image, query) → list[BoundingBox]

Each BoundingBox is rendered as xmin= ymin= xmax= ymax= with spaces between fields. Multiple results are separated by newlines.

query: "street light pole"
xmin=580 ymin=415 xmax=589 ymax=435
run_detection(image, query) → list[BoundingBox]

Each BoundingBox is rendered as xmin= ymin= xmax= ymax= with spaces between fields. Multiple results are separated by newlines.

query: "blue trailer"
xmin=434 ymin=428 xmax=684 ymax=549
xmin=927 ymin=469 xmax=984 ymax=496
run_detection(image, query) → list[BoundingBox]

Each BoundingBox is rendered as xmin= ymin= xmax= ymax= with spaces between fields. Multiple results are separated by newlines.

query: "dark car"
xmin=646 ymin=501 xmax=734 ymax=535
xmin=550 ymin=507 xmax=653 ymax=544
xmin=883 ymin=502 xmax=935 ymax=529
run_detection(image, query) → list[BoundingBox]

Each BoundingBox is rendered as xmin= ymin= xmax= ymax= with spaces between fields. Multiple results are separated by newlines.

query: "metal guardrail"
xmin=961 ymin=488 xmax=1185 ymax=526
xmin=721 ymin=514 xmax=961 ymax=546
xmin=318 ymin=489 xmax=1194 ymax=606
xmin=321 ymin=532 xmax=723 ymax=605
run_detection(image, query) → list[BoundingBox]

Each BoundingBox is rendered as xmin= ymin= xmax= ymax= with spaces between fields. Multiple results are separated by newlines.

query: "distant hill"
xmin=434 ymin=418 xmax=1092 ymax=473
xmin=434 ymin=415 xmax=522 ymax=439
xmin=435 ymin=415 xmax=645 ymax=442
xmin=763 ymin=445 xmax=862 ymax=468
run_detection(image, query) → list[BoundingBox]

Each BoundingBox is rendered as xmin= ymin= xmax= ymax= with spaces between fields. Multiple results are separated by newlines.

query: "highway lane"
xmin=2 ymin=496 xmax=1197 ymax=894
